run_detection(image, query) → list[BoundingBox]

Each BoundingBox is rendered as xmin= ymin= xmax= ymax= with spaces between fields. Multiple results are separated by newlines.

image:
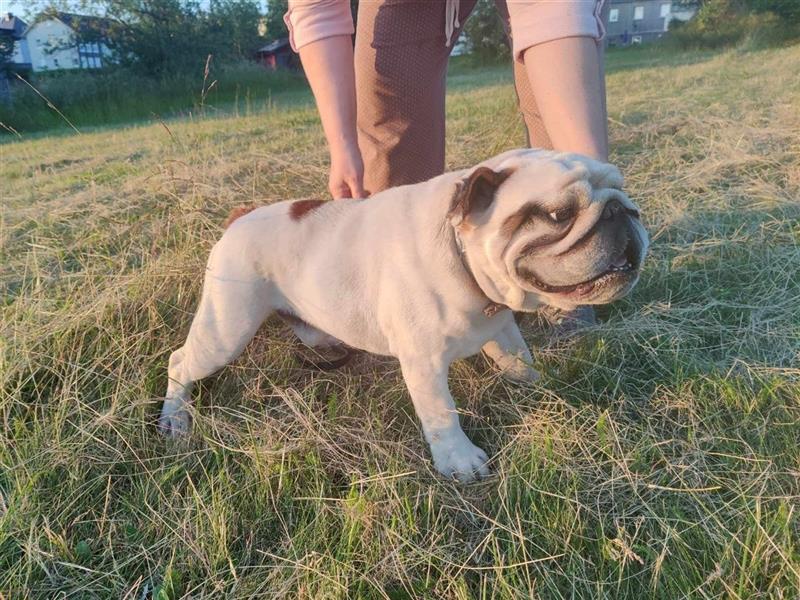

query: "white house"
xmin=606 ymin=0 xmax=698 ymax=46
xmin=24 ymin=12 xmax=112 ymax=72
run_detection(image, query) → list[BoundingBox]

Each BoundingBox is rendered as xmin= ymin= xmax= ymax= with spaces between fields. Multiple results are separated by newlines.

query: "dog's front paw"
xmin=158 ymin=398 xmax=191 ymax=437
xmin=429 ymin=429 xmax=490 ymax=482
xmin=482 ymin=342 xmax=539 ymax=384
xmin=500 ymin=362 xmax=540 ymax=384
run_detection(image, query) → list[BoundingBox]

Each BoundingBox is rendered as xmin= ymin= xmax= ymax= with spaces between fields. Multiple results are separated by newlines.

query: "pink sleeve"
xmin=284 ymin=0 xmax=355 ymax=52
xmin=507 ymin=0 xmax=606 ymax=62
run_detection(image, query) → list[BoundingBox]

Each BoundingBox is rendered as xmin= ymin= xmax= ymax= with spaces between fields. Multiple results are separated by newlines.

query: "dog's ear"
xmin=448 ymin=166 xmax=514 ymax=227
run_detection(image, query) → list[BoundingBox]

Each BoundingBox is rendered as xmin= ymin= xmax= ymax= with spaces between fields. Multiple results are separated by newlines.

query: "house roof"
xmin=0 ymin=13 xmax=28 ymax=39
xmin=53 ymin=12 xmax=114 ymax=37
xmin=26 ymin=11 xmax=114 ymax=38
xmin=257 ymin=38 xmax=291 ymax=54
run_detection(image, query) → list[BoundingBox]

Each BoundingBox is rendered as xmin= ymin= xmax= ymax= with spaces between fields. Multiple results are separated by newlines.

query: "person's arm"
xmin=520 ymin=37 xmax=608 ymax=161
xmin=285 ymin=0 xmax=364 ymax=198
xmin=297 ymin=36 xmax=365 ymax=198
xmin=507 ymin=1 xmax=609 ymax=161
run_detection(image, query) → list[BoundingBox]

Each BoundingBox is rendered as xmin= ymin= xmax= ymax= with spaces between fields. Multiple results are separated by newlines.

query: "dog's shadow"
xmin=192 ymin=310 xmax=652 ymax=440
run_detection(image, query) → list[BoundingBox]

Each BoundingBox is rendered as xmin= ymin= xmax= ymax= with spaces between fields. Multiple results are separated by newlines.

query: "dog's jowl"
xmin=160 ymin=149 xmax=649 ymax=482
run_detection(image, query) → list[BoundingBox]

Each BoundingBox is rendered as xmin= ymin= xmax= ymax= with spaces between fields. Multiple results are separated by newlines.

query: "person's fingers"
xmin=330 ymin=185 xmax=351 ymax=199
xmin=329 ymin=179 xmax=352 ymax=200
xmin=349 ymin=176 xmax=367 ymax=199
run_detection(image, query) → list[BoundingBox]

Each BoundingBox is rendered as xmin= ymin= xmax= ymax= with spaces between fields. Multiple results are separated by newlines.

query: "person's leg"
xmin=354 ymin=0 xmax=477 ymax=194
xmin=493 ymin=0 xmax=553 ymax=150
xmin=512 ymin=60 xmax=553 ymax=150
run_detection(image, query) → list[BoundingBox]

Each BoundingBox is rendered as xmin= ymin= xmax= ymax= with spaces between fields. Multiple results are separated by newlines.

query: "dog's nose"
xmin=601 ymin=199 xmax=623 ymax=221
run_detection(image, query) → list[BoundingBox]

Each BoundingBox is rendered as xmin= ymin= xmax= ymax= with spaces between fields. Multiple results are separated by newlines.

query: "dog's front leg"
xmin=399 ymin=356 xmax=490 ymax=482
xmin=482 ymin=319 xmax=539 ymax=383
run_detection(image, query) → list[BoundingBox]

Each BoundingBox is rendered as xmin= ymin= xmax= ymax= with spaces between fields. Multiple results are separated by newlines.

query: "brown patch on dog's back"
xmin=224 ymin=205 xmax=259 ymax=228
xmin=290 ymin=199 xmax=325 ymax=221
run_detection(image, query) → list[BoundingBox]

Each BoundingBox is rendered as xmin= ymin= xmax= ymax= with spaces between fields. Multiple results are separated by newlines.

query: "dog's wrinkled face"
xmin=449 ymin=150 xmax=649 ymax=311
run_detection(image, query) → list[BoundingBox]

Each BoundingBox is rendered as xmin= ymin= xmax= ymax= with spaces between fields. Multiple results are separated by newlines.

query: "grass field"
xmin=0 ymin=63 xmax=310 ymax=135
xmin=1 ymin=45 xmax=799 ymax=598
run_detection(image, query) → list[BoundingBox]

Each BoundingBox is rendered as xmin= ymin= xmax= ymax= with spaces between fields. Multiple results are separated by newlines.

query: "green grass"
xmin=1 ymin=45 xmax=799 ymax=598
xmin=0 ymin=63 xmax=310 ymax=135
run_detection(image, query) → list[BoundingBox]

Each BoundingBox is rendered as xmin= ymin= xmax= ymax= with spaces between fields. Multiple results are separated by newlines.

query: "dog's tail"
xmin=224 ymin=205 xmax=259 ymax=229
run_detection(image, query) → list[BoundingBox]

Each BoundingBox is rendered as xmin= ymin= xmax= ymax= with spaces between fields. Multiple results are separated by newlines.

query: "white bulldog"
xmin=160 ymin=149 xmax=649 ymax=481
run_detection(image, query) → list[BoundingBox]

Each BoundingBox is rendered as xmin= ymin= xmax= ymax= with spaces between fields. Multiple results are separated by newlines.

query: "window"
xmin=609 ymin=8 xmax=619 ymax=22
xmin=634 ymin=5 xmax=644 ymax=20
xmin=660 ymin=3 xmax=671 ymax=18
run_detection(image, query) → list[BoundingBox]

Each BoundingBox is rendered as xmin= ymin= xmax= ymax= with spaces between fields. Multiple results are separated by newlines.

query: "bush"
xmin=746 ymin=0 xmax=800 ymax=22
xmin=462 ymin=0 xmax=510 ymax=64
xmin=74 ymin=0 xmax=265 ymax=78
xmin=737 ymin=11 xmax=800 ymax=48
xmin=666 ymin=0 xmax=800 ymax=49
xmin=0 ymin=61 xmax=307 ymax=134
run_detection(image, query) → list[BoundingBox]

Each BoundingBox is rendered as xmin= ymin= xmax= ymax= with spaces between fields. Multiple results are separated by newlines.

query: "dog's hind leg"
xmin=276 ymin=312 xmax=353 ymax=370
xmin=277 ymin=312 xmax=341 ymax=349
xmin=482 ymin=320 xmax=539 ymax=383
xmin=160 ymin=242 xmax=274 ymax=436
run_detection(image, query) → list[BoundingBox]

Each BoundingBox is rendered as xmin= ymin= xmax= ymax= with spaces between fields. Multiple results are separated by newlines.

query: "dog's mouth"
xmin=519 ymin=240 xmax=639 ymax=298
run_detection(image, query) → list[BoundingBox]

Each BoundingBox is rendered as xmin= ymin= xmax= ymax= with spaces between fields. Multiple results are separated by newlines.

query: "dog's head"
xmin=448 ymin=150 xmax=649 ymax=311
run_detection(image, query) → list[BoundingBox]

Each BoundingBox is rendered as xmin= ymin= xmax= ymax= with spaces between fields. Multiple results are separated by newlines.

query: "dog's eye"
xmin=547 ymin=208 xmax=574 ymax=223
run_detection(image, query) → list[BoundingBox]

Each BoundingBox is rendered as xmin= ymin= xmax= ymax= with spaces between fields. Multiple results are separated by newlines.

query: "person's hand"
xmin=329 ymin=143 xmax=366 ymax=199
xmin=297 ymin=35 xmax=364 ymax=199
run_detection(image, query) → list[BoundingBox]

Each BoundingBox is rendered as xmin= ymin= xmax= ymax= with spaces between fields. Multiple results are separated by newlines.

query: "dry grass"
xmin=1 ymin=45 xmax=799 ymax=598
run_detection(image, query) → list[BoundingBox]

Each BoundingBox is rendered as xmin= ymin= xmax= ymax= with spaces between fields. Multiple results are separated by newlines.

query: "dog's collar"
xmin=452 ymin=227 xmax=509 ymax=318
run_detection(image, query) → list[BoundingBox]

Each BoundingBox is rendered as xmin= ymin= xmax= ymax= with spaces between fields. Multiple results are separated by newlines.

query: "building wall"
xmin=12 ymin=37 xmax=31 ymax=65
xmin=26 ymin=19 xmax=81 ymax=71
xmin=25 ymin=18 xmax=109 ymax=72
xmin=606 ymin=0 xmax=677 ymax=45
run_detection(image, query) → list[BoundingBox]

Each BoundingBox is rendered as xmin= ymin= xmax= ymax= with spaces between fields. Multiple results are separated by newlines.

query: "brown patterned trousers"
xmin=355 ymin=0 xmax=601 ymax=194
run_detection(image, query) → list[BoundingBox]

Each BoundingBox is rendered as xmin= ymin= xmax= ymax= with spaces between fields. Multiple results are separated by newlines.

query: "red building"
xmin=255 ymin=38 xmax=298 ymax=71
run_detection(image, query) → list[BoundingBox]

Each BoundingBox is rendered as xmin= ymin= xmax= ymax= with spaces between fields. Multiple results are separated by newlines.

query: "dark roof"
xmin=0 ymin=13 xmax=28 ymax=39
xmin=50 ymin=11 xmax=114 ymax=37
xmin=257 ymin=38 xmax=291 ymax=54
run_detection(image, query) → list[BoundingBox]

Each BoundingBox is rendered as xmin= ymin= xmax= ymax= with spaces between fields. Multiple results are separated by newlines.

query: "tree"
xmin=0 ymin=35 xmax=14 ymax=74
xmin=264 ymin=0 xmax=288 ymax=40
xmin=462 ymin=0 xmax=510 ymax=62
xmin=0 ymin=33 xmax=14 ymax=104
xmin=204 ymin=0 xmax=264 ymax=59
xmin=688 ymin=0 xmax=800 ymax=22
xmin=745 ymin=0 xmax=800 ymax=22
xmin=75 ymin=0 xmax=264 ymax=77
